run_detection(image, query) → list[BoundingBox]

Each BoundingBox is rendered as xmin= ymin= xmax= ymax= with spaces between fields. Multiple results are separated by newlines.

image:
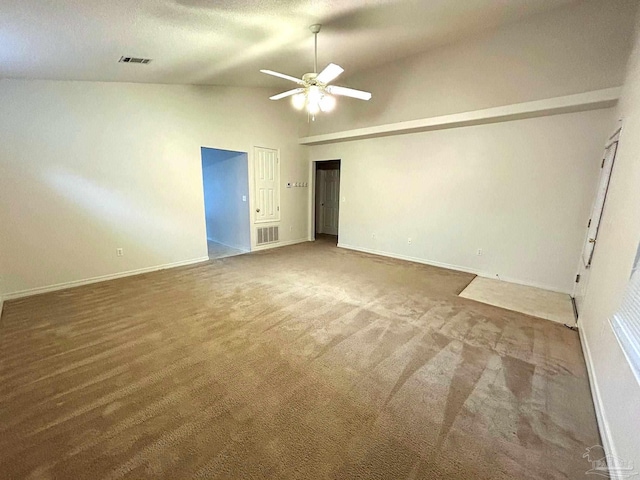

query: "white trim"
xmin=3 ymin=257 xmax=210 ymax=300
xmin=579 ymin=326 xmax=622 ymax=479
xmin=309 ymin=163 xmax=317 ymax=241
xmin=337 ymin=243 xmax=572 ymax=295
xmin=299 ymin=88 xmax=621 ymax=145
xmin=610 ymin=315 xmax=640 ymax=387
xmin=251 ymin=238 xmax=309 ymax=252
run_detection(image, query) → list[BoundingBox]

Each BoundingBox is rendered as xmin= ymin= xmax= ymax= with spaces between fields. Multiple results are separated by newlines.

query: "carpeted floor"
xmin=0 ymin=238 xmax=599 ymax=479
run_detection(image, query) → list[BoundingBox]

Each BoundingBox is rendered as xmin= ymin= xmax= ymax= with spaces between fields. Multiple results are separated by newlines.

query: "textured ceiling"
xmin=0 ymin=0 xmax=580 ymax=87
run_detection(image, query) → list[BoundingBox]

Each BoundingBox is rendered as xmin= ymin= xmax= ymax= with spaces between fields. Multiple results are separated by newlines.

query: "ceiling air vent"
xmin=119 ymin=56 xmax=152 ymax=64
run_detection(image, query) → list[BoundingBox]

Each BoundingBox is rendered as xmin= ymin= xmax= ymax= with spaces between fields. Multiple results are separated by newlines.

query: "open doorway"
xmin=314 ymin=160 xmax=341 ymax=244
xmin=201 ymin=147 xmax=251 ymax=259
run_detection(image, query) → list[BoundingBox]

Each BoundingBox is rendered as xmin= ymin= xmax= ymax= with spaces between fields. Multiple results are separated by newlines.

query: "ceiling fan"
xmin=260 ymin=24 xmax=372 ymax=117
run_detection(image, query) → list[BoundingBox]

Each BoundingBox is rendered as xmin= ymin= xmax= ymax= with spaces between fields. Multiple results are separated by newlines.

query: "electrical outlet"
xmin=289 ymin=225 xmax=293 ymax=232
xmin=372 ymin=233 xmax=376 ymax=239
xmin=477 ymin=249 xmax=483 ymax=256
xmin=408 ymin=237 xmax=412 ymax=245
xmin=116 ymin=248 xmax=124 ymax=257
xmin=242 ymin=195 xmax=247 ymax=202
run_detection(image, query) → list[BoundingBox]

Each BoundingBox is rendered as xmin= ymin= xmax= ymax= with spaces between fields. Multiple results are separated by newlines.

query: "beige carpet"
xmin=0 ymin=238 xmax=599 ymax=479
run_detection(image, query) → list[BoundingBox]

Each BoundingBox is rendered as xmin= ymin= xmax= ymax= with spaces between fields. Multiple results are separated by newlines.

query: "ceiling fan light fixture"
xmin=292 ymin=92 xmax=306 ymax=110
xmin=307 ymin=100 xmax=320 ymax=115
xmin=308 ymin=85 xmax=322 ymax=103
xmin=319 ymin=94 xmax=336 ymax=112
xmin=260 ymin=24 xmax=371 ymax=117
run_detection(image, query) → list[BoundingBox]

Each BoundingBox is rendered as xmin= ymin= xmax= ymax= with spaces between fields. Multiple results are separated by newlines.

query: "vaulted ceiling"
xmin=0 ymin=0 xmax=581 ymax=87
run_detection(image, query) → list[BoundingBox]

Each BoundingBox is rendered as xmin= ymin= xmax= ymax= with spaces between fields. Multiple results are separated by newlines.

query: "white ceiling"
xmin=0 ymin=0 xmax=580 ymax=87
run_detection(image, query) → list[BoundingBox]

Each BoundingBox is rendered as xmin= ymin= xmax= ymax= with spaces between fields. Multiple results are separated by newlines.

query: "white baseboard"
xmin=252 ymin=238 xmax=310 ymax=252
xmin=579 ymin=326 xmax=622 ymax=478
xmin=337 ymin=243 xmax=572 ymax=295
xmin=3 ymin=256 xmax=210 ymax=301
xmin=338 ymin=242 xmax=481 ymax=274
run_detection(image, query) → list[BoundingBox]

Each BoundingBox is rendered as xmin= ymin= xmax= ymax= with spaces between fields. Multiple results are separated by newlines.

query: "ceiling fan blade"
xmin=269 ymin=88 xmax=304 ymax=101
xmin=260 ymin=69 xmax=304 ymax=85
xmin=327 ymin=85 xmax=372 ymax=101
xmin=316 ymin=63 xmax=344 ymax=84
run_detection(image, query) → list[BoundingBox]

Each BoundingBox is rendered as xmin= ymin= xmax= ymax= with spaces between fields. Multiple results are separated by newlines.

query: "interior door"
xmin=574 ymin=131 xmax=620 ymax=316
xmin=253 ymin=147 xmax=280 ymax=223
xmin=321 ymin=169 xmax=340 ymax=235
xmin=581 ymin=140 xmax=618 ymax=267
xmin=316 ymin=170 xmax=326 ymax=234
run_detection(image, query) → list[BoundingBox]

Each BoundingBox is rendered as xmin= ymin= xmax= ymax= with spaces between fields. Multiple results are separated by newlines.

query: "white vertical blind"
xmin=611 ymin=247 xmax=640 ymax=384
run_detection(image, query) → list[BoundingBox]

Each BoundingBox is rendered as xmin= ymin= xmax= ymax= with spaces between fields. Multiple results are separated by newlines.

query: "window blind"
xmin=610 ymin=247 xmax=640 ymax=384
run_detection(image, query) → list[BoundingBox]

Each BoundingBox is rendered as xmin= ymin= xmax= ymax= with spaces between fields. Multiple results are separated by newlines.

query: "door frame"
xmin=310 ymin=159 xmax=341 ymax=240
xmin=316 ymin=169 xmax=326 ymax=235
xmin=200 ymin=146 xmax=252 ymax=255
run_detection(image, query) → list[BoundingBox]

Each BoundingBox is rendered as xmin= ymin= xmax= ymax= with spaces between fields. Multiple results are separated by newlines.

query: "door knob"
xmin=256 ymin=208 xmax=261 ymax=213
xmin=588 ymin=238 xmax=596 ymax=243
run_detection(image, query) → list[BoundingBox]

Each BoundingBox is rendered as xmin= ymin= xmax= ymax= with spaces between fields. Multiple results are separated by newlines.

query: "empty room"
xmin=1 ymin=1 xmax=640 ymax=479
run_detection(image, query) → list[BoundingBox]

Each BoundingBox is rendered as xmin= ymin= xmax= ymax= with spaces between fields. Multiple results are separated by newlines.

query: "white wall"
xmin=0 ymin=79 xmax=308 ymax=297
xmin=578 ymin=11 xmax=640 ymax=471
xmin=201 ymin=148 xmax=251 ymax=251
xmin=302 ymin=0 xmax=637 ymax=295
xmin=309 ymin=0 xmax=637 ymax=136
xmin=309 ymin=108 xmax=614 ymax=294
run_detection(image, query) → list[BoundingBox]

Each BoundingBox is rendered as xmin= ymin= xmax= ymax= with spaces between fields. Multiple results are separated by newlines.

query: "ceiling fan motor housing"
xmin=302 ymin=73 xmax=319 ymax=85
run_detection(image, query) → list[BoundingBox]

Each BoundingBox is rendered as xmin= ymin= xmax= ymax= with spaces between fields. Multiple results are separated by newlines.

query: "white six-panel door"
xmin=253 ymin=147 xmax=280 ymax=223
